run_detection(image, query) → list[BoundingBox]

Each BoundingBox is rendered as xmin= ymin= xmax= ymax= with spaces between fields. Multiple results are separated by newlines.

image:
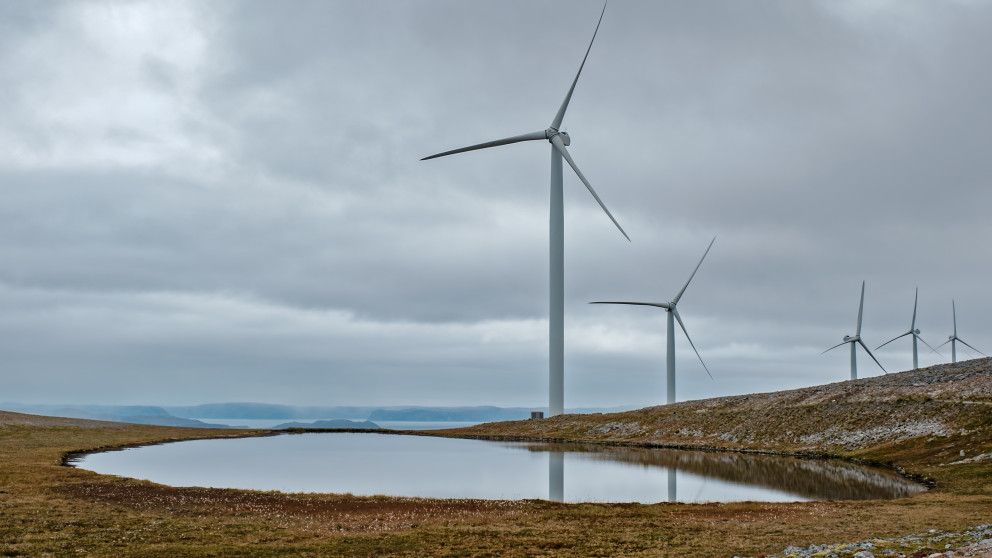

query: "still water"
xmin=74 ymin=433 xmax=925 ymax=503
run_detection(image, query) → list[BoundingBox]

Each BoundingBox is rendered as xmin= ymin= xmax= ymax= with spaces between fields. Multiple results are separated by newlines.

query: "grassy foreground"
xmin=2 ymin=360 xmax=991 ymax=557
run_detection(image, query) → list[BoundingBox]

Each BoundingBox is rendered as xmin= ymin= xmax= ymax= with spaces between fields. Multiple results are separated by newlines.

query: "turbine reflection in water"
xmin=668 ymin=468 xmax=676 ymax=503
xmin=547 ymin=452 xmax=679 ymax=503
xmin=549 ymin=451 xmax=564 ymax=502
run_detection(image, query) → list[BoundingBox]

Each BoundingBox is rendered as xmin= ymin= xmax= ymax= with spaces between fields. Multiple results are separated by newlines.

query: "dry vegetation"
xmin=2 ymin=359 xmax=991 ymax=557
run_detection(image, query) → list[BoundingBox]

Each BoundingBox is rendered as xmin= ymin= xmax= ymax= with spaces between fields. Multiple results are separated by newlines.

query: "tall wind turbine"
xmin=590 ymin=238 xmax=716 ymax=405
xmin=936 ymin=300 xmax=986 ymax=363
xmin=422 ymin=3 xmax=627 ymax=417
xmin=876 ymin=287 xmax=939 ymax=369
xmin=822 ymin=281 xmax=886 ymax=380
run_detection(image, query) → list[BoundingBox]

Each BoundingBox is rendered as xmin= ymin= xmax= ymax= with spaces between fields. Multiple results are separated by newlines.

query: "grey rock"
xmin=853 ymin=551 xmax=875 ymax=558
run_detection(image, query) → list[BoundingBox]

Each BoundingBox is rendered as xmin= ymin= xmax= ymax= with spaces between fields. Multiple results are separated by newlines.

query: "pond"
xmin=72 ymin=433 xmax=925 ymax=504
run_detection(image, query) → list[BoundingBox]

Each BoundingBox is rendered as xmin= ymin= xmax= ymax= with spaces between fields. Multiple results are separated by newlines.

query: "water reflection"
xmin=668 ymin=468 xmax=677 ymax=503
xmin=546 ymin=451 xmax=687 ymax=503
xmin=518 ymin=442 xmax=924 ymax=501
xmin=74 ymin=433 xmax=924 ymax=503
xmin=549 ymin=451 xmax=564 ymax=502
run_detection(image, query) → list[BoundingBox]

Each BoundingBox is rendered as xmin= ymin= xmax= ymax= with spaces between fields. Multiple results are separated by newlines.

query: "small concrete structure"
xmin=530 ymin=411 xmax=544 ymax=420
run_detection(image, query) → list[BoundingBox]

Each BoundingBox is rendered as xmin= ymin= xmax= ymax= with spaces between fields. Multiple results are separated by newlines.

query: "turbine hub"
xmin=843 ymin=335 xmax=852 ymax=341
xmin=913 ymin=329 xmax=920 ymax=334
xmin=545 ymin=128 xmax=571 ymax=146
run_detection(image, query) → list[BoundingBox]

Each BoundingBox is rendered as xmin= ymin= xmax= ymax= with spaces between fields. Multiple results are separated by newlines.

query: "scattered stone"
xmin=760 ymin=524 xmax=992 ymax=558
xmin=950 ymin=452 xmax=991 ymax=465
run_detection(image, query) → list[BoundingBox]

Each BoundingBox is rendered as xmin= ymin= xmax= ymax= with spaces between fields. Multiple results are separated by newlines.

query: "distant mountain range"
xmin=0 ymin=402 xmax=636 ymax=429
xmin=271 ymin=419 xmax=380 ymax=429
xmin=164 ymin=403 xmax=378 ymax=420
xmin=0 ymin=404 xmax=238 ymax=428
xmin=164 ymin=403 xmax=632 ymax=422
xmin=368 ymin=406 xmax=535 ymax=422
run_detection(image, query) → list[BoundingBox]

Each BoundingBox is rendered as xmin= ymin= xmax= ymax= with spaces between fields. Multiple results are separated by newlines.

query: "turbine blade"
xmin=551 ymin=135 xmax=630 ymax=241
xmin=551 ymin=1 xmax=608 ymax=130
xmin=858 ymin=339 xmax=887 ymax=373
xmin=956 ymin=338 xmax=987 ymax=357
xmin=933 ymin=339 xmax=952 ymax=352
xmin=916 ymin=334 xmax=942 ymax=356
xmin=821 ymin=340 xmax=850 ymax=355
xmin=876 ymin=331 xmax=911 ymax=351
xmin=589 ymin=301 xmax=669 ymax=308
xmin=952 ymin=300 xmax=957 ymax=337
xmin=856 ymin=280 xmax=865 ymax=336
xmin=421 ymin=130 xmax=547 ymax=161
xmin=672 ymin=308 xmax=713 ymax=379
xmin=911 ymin=287 xmax=918 ymax=329
xmin=673 ymin=237 xmax=716 ymax=305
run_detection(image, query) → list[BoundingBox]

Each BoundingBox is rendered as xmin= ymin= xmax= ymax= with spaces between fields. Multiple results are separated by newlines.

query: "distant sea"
xmin=191 ymin=418 xmax=482 ymax=430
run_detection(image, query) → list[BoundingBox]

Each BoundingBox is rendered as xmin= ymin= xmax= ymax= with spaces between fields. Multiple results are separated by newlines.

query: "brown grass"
xmin=2 ymin=359 xmax=991 ymax=557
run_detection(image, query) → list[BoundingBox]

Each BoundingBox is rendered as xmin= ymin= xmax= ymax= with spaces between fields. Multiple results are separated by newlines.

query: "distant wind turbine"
xmin=422 ymin=2 xmax=627 ymax=417
xmin=935 ymin=300 xmax=986 ymax=363
xmin=591 ymin=238 xmax=716 ymax=405
xmin=876 ymin=287 xmax=940 ymax=370
xmin=822 ymin=281 xmax=886 ymax=380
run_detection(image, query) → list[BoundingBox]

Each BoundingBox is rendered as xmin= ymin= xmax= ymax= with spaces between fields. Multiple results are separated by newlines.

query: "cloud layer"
xmin=3 ymin=0 xmax=991 ymax=408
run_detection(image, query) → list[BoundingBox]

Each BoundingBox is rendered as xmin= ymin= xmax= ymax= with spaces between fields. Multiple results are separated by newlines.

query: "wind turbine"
xmin=935 ymin=300 xmax=986 ymax=363
xmin=422 ymin=3 xmax=627 ymax=417
xmin=822 ymin=281 xmax=885 ymax=380
xmin=590 ymin=238 xmax=716 ymax=405
xmin=876 ymin=287 xmax=940 ymax=370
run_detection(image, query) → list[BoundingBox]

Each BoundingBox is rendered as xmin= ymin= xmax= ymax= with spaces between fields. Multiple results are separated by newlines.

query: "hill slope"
xmin=457 ymin=359 xmax=992 ymax=460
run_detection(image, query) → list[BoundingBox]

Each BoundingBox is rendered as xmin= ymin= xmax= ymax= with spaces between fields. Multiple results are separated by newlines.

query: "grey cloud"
xmin=2 ymin=0 xmax=990 ymax=409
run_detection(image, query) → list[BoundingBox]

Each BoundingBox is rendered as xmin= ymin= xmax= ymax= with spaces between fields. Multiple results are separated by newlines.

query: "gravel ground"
xmin=737 ymin=524 xmax=992 ymax=558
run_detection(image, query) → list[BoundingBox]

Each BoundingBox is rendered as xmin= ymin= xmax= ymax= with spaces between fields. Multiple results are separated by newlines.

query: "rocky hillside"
xmin=457 ymin=358 xmax=992 ymax=459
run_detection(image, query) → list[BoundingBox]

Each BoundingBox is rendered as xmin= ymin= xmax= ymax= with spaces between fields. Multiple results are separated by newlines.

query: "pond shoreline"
xmin=65 ymin=427 xmax=928 ymax=502
xmin=60 ymin=425 xmax=935 ymax=493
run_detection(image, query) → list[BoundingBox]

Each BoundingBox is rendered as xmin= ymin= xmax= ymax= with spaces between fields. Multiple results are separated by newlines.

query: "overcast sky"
xmin=3 ymin=0 xmax=991 ymax=410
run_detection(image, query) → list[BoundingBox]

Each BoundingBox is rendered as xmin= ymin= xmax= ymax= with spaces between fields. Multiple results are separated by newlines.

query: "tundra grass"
xmin=2 ymin=360 xmax=991 ymax=557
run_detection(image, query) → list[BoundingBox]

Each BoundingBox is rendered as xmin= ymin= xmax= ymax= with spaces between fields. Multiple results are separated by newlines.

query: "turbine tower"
xmin=590 ymin=238 xmax=716 ymax=404
xmin=876 ymin=287 xmax=939 ymax=369
xmin=936 ymin=300 xmax=986 ymax=363
xmin=422 ymin=3 xmax=627 ymax=416
xmin=822 ymin=280 xmax=885 ymax=380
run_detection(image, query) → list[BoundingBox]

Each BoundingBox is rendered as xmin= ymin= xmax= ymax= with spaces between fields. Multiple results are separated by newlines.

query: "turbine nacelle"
xmin=545 ymin=128 xmax=570 ymax=146
xmin=936 ymin=301 xmax=986 ymax=363
xmin=821 ymin=280 xmax=885 ymax=377
xmin=588 ymin=236 xmax=718 ymax=399
xmin=877 ymin=288 xmax=942 ymax=370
